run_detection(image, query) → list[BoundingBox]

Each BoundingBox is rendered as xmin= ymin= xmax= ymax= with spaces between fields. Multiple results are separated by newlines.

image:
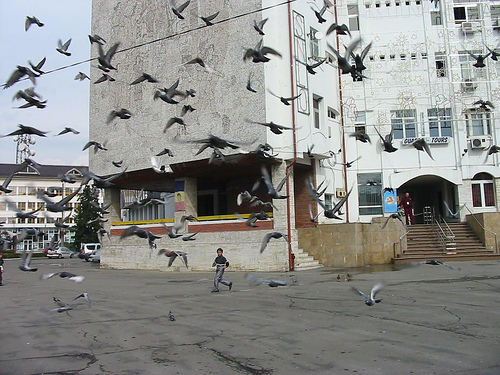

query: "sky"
xmin=0 ymin=0 xmax=92 ymax=166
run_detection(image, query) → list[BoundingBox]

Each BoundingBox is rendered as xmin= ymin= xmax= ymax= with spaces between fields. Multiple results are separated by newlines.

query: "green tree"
xmin=72 ymin=185 xmax=102 ymax=250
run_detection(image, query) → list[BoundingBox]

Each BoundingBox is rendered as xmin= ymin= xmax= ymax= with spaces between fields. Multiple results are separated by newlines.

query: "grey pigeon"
xmin=56 ymin=39 xmax=72 ymax=56
xmin=170 ymin=0 xmax=190 ymax=19
xmin=158 ymin=248 xmax=188 ymax=268
xmin=168 ymin=311 xmax=176 ymax=321
xmin=253 ymin=165 xmax=290 ymax=199
xmin=130 ymin=73 xmax=158 ymax=85
xmin=245 ymin=273 xmax=297 ymax=287
xmin=98 ymin=42 xmax=120 ymax=71
xmin=244 ymin=39 xmax=282 ymax=63
xmin=253 ymin=18 xmax=268 ymax=35
xmin=412 ymin=138 xmax=434 ymax=160
xmin=28 ymin=57 xmax=46 ymax=75
xmin=121 ymin=225 xmax=161 ymax=250
xmin=200 ymin=11 xmax=219 ymax=26
xmin=88 ymin=34 xmax=106 ymax=45
xmin=260 ymin=231 xmax=288 ymax=253
xmin=94 ymin=73 xmax=115 ymax=84
xmin=374 ymin=126 xmax=398 ymax=153
xmin=350 ymin=131 xmax=371 ymax=144
xmin=73 ymin=293 xmax=91 ymax=308
xmin=42 ymin=271 xmax=85 ymax=283
xmin=3 ymin=66 xmax=37 ymax=89
xmin=74 ymin=72 xmax=90 ymax=81
xmin=352 ymin=283 xmax=385 ymax=306
xmin=107 ymin=108 xmax=132 ymax=124
xmin=3 ymin=124 xmax=48 ymax=137
xmin=56 ymin=127 xmax=80 ymax=136
xmin=25 ymin=16 xmax=44 ymax=31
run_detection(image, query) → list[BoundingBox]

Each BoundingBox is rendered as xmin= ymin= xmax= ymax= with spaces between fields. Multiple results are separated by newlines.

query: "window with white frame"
xmin=310 ymin=27 xmax=320 ymax=59
xmin=491 ymin=5 xmax=500 ymax=28
xmin=313 ymin=95 xmax=323 ymax=129
xmin=459 ymin=51 xmax=484 ymax=81
xmin=358 ymin=173 xmax=383 ymax=215
xmin=348 ymin=4 xmax=360 ymax=31
xmin=428 ymin=108 xmax=452 ymax=137
xmin=391 ymin=109 xmax=417 ymax=139
xmin=465 ymin=109 xmax=491 ymax=136
xmin=355 ymin=111 xmax=366 ymax=134
xmin=453 ymin=1 xmax=479 ymax=24
xmin=472 ymin=173 xmax=495 ymax=208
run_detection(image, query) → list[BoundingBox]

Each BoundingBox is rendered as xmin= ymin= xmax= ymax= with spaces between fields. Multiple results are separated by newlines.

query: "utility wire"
xmin=1 ymin=0 xmax=298 ymax=88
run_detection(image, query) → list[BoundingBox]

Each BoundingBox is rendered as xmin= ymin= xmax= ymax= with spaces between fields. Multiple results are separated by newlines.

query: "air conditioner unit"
xmin=493 ymin=17 xmax=500 ymax=29
xmin=470 ymin=136 xmax=489 ymax=149
xmin=462 ymin=79 xmax=477 ymax=92
xmin=461 ymin=21 xmax=478 ymax=34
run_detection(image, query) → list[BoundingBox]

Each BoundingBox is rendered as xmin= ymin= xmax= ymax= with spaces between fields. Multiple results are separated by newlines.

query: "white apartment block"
xmin=0 ymin=164 xmax=88 ymax=251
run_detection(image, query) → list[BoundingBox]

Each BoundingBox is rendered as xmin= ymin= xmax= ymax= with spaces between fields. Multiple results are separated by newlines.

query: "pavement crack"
xmin=208 ymin=348 xmax=273 ymax=375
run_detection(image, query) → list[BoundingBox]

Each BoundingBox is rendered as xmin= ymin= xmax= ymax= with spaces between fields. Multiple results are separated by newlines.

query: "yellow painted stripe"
xmin=112 ymin=213 xmax=273 ymax=226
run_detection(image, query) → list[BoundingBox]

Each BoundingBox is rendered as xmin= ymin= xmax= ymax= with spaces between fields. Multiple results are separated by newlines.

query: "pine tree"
xmin=73 ymin=185 xmax=102 ymax=250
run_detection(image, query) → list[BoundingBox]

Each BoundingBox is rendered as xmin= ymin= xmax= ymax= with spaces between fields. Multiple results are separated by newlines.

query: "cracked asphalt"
xmin=1 ymin=258 xmax=499 ymax=375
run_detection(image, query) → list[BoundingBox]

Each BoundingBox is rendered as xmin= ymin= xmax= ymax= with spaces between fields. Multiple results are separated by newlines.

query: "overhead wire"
xmin=1 ymin=0 xmax=299 ymax=88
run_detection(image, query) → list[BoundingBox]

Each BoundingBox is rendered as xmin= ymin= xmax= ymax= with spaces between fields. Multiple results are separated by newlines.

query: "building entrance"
xmin=398 ymin=175 xmax=458 ymax=224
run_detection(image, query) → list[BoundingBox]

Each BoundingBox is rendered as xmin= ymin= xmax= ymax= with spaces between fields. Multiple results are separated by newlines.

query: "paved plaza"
xmin=0 ymin=257 xmax=499 ymax=375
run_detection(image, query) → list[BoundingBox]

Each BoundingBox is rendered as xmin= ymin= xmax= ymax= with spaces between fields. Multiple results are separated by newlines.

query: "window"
xmin=435 ymin=53 xmax=446 ymax=77
xmin=324 ymin=194 xmax=334 ymax=210
xmin=431 ymin=7 xmax=442 ymax=25
xmin=428 ymin=108 xmax=452 ymax=137
xmin=391 ymin=109 xmax=416 ymax=139
xmin=197 ymin=190 xmax=227 ymax=216
xmin=309 ymin=27 xmax=320 ymax=59
xmin=37 ymin=202 xmax=44 ymax=211
xmin=459 ymin=51 xmax=484 ymax=81
xmin=492 ymin=5 xmax=500 ymax=28
xmin=327 ymin=107 xmax=339 ymax=120
xmin=355 ymin=111 xmax=366 ymax=125
xmin=348 ymin=4 xmax=359 ymax=31
xmin=358 ymin=173 xmax=383 ymax=215
xmin=453 ymin=2 xmax=479 ymax=24
xmin=37 ymin=217 xmax=45 ymax=224
xmin=472 ymin=173 xmax=495 ymax=208
xmin=18 ymin=202 xmax=26 ymax=211
xmin=28 ymin=202 xmax=35 ymax=210
xmin=465 ymin=109 xmax=491 ymax=136
xmin=313 ymin=96 xmax=323 ymax=129
xmin=18 ymin=186 xmax=27 ymax=195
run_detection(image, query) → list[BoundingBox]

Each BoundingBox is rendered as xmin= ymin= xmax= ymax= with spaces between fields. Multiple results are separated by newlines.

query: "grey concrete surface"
xmin=0 ymin=258 xmax=499 ymax=375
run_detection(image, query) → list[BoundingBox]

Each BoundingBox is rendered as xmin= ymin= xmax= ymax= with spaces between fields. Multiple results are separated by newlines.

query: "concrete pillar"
xmin=458 ymin=179 xmax=473 ymax=221
xmin=104 ymin=187 xmax=121 ymax=225
xmin=174 ymin=177 xmax=197 ymax=233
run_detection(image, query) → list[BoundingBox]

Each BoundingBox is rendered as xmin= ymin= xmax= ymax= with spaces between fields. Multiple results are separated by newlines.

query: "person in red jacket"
xmin=399 ymin=192 xmax=415 ymax=225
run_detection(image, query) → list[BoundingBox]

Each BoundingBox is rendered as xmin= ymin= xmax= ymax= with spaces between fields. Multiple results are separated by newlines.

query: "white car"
xmin=46 ymin=247 xmax=74 ymax=259
xmin=79 ymin=243 xmax=101 ymax=261
xmin=89 ymin=249 xmax=101 ymax=263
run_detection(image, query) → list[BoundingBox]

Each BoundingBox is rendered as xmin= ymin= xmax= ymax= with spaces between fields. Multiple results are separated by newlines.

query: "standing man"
xmin=399 ymin=192 xmax=415 ymax=225
xmin=211 ymin=248 xmax=232 ymax=292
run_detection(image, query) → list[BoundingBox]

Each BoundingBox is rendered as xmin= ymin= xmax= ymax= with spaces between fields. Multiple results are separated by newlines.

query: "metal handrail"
xmin=463 ymin=205 xmax=498 ymax=254
xmin=434 ymin=215 xmax=455 ymax=252
xmin=398 ymin=229 xmax=409 ymax=258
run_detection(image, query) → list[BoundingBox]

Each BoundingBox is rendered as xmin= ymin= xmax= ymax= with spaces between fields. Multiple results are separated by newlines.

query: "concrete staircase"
xmin=293 ymin=248 xmax=323 ymax=270
xmin=393 ymin=222 xmax=500 ymax=264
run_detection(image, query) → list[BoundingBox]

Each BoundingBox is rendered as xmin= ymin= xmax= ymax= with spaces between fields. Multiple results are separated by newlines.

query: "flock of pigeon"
xmin=0 ymin=1 xmax=487 ymax=314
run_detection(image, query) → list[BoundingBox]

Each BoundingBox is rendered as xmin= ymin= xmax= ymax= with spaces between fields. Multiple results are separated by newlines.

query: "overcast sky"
xmin=0 ymin=0 xmax=92 ymax=166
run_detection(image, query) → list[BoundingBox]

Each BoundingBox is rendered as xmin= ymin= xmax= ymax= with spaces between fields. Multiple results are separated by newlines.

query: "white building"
xmin=89 ymin=0 xmax=499 ymax=271
xmin=0 ymin=163 xmax=88 ymax=251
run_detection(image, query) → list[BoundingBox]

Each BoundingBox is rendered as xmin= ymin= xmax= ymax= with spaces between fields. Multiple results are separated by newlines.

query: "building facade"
xmin=90 ymin=0 xmax=499 ymax=271
xmin=0 ymin=163 xmax=88 ymax=251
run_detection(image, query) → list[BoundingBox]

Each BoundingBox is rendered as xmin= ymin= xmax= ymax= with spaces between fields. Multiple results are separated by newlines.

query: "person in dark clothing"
xmin=399 ymin=192 xmax=415 ymax=225
xmin=211 ymin=248 xmax=232 ymax=292
xmin=0 ymin=253 xmax=4 ymax=286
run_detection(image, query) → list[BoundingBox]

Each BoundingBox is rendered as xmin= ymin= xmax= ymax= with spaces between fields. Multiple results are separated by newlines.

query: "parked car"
xmin=79 ymin=243 xmax=101 ymax=261
xmin=89 ymin=249 xmax=101 ymax=263
xmin=46 ymin=247 xmax=74 ymax=259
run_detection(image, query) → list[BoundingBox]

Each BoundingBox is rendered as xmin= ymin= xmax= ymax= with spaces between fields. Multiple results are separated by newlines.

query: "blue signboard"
xmin=383 ymin=189 xmax=398 ymax=213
